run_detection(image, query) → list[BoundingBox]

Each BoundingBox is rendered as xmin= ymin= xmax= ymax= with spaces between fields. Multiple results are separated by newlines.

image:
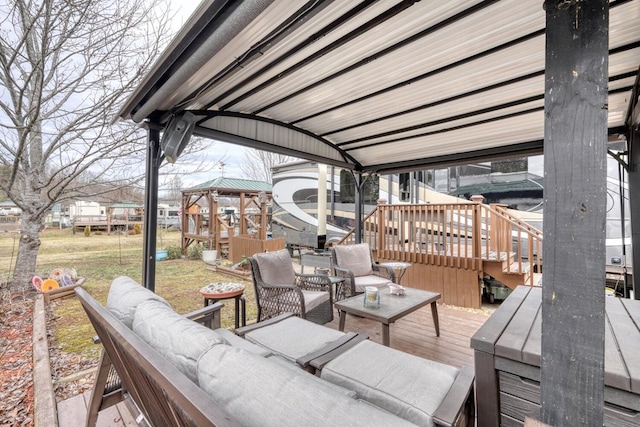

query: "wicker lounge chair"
xmin=330 ymin=243 xmax=395 ymax=300
xmin=249 ymin=249 xmax=334 ymax=324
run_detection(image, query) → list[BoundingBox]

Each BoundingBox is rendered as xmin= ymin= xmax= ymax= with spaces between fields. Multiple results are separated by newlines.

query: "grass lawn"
xmin=0 ymin=227 xmax=257 ymax=358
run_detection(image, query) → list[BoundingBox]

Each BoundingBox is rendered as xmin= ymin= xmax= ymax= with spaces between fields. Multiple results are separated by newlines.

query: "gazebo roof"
xmin=117 ymin=0 xmax=640 ymax=174
xmin=184 ymin=177 xmax=272 ymax=194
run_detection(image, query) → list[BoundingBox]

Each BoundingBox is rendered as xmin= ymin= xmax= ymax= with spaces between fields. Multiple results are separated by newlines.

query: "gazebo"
xmin=117 ymin=1 xmax=640 ymax=424
xmin=180 ymin=176 xmax=283 ymax=263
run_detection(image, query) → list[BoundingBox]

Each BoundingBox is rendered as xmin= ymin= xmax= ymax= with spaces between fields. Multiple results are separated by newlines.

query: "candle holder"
xmin=363 ymin=286 xmax=380 ymax=308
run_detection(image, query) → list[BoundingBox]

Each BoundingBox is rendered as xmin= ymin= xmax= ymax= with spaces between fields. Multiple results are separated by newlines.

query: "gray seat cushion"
xmin=320 ymin=340 xmax=459 ymax=427
xmin=106 ymin=276 xmax=170 ymax=329
xmin=133 ymin=300 xmax=224 ymax=384
xmin=245 ymin=316 xmax=345 ymax=363
xmin=197 ymin=344 xmax=415 ymax=427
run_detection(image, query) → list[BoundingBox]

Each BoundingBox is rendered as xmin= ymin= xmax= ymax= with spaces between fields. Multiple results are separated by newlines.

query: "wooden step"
xmin=504 ymin=261 xmax=530 ymax=275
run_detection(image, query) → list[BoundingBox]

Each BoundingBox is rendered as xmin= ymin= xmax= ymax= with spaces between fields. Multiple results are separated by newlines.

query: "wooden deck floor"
xmin=57 ymin=391 xmax=139 ymax=427
xmin=56 ymin=303 xmax=492 ymax=426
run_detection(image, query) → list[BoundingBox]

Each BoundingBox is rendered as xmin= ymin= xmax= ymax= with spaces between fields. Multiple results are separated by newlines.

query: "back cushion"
xmin=253 ymin=249 xmax=296 ymax=285
xmin=133 ymin=299 xmax=224 ymax=384
xmin=106 ymin=276 xmax=170 ymax=329
xmin=333 ymin=244 xmax=373 ymax=277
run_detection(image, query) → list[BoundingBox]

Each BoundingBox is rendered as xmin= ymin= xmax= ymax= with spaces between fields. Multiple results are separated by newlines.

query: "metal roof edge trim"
xmin=369 ymin=140 xmax=545 ymax=175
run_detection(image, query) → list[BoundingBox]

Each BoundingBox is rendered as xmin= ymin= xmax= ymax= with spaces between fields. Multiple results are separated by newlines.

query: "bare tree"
xmin=242 ymin=149 xmax=297 ymax=183
xmin=0 ymin=0 xmax=176 ymax=290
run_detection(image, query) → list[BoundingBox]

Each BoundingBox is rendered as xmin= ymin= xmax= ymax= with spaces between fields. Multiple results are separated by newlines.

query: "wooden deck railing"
xmin=337 ymin=201 xmax=543 ymax=286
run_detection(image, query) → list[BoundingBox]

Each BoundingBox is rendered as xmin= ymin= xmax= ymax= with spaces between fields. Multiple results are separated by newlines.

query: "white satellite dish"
xmin=161 ymin=111 xmax=197 ymax=163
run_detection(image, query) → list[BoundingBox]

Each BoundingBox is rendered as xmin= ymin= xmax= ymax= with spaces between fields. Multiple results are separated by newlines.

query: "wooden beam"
xmin=33 ymin=295 xmax=58 ymax=426
xmin=541 ymin=1 xmax=608 ymax=425
xmin=629 ymin=129 xmax=640 ymax=299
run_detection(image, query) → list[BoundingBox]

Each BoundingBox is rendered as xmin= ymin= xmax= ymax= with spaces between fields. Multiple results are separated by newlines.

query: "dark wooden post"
xmin=541 ymin=1 xmax=608 ymax=425
xmin=142 ymin=125 xmax=161 ymax=292
xmin=629 ymin=129 xmax=640 ymax=299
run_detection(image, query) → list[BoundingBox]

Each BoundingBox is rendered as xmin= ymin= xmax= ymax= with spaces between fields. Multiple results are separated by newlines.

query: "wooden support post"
xmin=629 ymin=129 xmax=640 ymax=299
xmin=541 ymin=1 xmax=608 ymax=425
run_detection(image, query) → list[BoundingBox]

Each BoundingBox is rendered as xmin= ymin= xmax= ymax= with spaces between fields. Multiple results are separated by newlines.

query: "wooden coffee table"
xmin=335 ymin=287 xmax=441 ymax=346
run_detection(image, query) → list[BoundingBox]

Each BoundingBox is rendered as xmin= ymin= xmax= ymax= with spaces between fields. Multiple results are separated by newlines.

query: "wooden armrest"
xmin=432 ymin=365 xmax=475 ymax=427
xmin=297 ymin=332 xmax=367 ymax=369
xmin=184 ymin=302 xmax=224 ymax=330
xmin=234 ymin=313 xmax=295 ymax=337
xmin=306 ymin=334 xmax=369 ymax=372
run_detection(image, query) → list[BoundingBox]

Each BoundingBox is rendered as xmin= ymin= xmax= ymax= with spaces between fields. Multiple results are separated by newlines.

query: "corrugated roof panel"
xmin=350 ymin=111 xmax=545 ymax=165
xmin=294 ymin=40 xmax=544 ymax=136
xmin=230 ymin=0 xmax=544 ymax=115
xmin=339 ymin=98 xmax=544 ymax=150
xmin=322 ymin=75 xmax=545 ymax=143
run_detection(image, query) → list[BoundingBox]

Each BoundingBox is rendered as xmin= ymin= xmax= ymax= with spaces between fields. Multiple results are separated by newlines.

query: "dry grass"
xmin=0 ymin=227 xmax=256 ymax=356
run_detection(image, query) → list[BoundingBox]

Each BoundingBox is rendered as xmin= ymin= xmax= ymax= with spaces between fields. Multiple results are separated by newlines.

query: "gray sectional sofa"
xmin=78 ymin=276 xmax=474 ymax=426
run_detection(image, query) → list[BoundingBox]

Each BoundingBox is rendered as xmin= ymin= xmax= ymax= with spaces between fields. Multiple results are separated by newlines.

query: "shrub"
xmin=83 ymin=226 xmax=90 ymax=237
xmin=165 ymin=245 xmax=182 ymax=260
xmin=187 ymin=244 xmax=203 ymax=260
xmin=133 ymin=223 xmax=142 ymax=234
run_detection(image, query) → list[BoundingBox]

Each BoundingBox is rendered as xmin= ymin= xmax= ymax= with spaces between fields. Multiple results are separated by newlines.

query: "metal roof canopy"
xmin=118 ymin=0 xmax=640 ymax=174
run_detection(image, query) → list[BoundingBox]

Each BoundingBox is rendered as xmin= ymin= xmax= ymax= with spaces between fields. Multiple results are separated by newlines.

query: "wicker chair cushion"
xmin=333 ymin=244 xmax=374 ymax=277
xmin=245 ymin=317 xmax=344 ymax=363
xmin=253 ymin=249 xmax=296 ymax=285
xmin=353 ymin=275 xmax=393 ymax=292
xmin=106 ymin=276 xmax=171 ymax=329
xmin=301 ymin=289 xmax=330 ymax=311
xmin=320 ymin=340 xmax=459 ymax=427
xmin=133 ymin=300 xmax=224 ymax=384
xmin=197 ymin=344 xmax=413 ymax=427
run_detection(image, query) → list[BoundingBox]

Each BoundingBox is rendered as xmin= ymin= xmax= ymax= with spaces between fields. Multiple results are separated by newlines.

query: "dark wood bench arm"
xmin=234 ymin=313 xmax=295 ymax=337
xmin=432 ymin=365 xmax=475 ymax=427
xmin=183 ymin=302 xmax=224 ymax=330
xmin=299 ymin=332 xmax=368 ymax=372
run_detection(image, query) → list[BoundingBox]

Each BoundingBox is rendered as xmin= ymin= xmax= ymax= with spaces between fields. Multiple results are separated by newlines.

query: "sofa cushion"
xmin=334 ymin=244 xmax=374 ymax=277
xmin=214 ymin=327 xmax=272 ymax=358
xmin=265 ymin=355 xmax=357 ymax=398
xmin=197 ymin=344 xmax=414 ymax=427
xmin=353 ymin=275 xmax=393 ymax=292
xmin=320 ymin=340 xmax=459 ymax=427
xmin=253 ymin=249 xmax=296 ymax=285
xmin=133 ymin=300 xmax=224 ymax=384
xmin=106 ymin=276 xmax=170 ymax=329
xmin=245 ymin=316 xmax=344 ymax=363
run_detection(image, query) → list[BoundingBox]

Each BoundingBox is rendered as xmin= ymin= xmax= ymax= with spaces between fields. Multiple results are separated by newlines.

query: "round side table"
xmin=200 ymin=284 xmax=246 ymax=329
xmin=380 ymin=261 xmax=412 ymax=285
